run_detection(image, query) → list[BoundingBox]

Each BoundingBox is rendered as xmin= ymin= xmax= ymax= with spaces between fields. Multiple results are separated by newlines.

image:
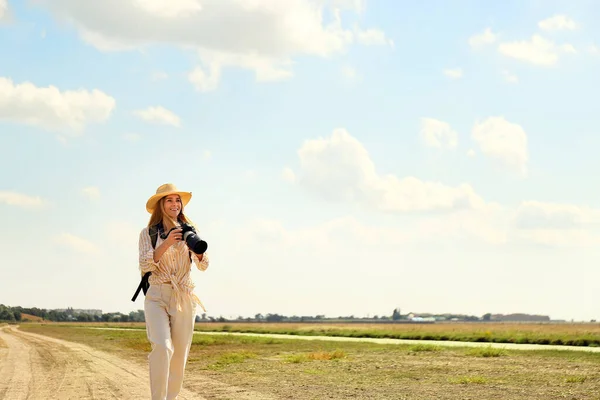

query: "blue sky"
xmin=1 ymin=0 xmax=599 ymax=321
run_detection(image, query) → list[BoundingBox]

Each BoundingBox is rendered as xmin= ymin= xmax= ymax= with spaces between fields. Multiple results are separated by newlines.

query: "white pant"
xmin=144 ymin=283 xmax=197 ymax=400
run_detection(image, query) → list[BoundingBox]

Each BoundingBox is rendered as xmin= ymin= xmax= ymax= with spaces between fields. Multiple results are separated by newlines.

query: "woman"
xmin=138 ymin=183 xmax=210 ymax=400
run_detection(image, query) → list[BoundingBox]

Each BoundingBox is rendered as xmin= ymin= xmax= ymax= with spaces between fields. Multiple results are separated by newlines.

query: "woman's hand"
xmin=164 ymin=228 xmax=183 ymax=247
xmin=153 ymin=227 xmax=182 ymax=263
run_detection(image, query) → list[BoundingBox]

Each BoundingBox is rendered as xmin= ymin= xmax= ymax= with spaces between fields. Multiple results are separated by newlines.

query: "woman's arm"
xmin=139 ymin=227 xmax=160 ymax=273
xmin=192 ymin=251 xmax=209 ymax=271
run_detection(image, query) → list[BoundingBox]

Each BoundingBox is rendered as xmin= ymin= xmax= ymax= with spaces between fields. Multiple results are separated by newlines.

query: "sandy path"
xmin=0 ymin=325 xmax=186 ymax=399
xmin=0 ymin=326 xmax=276 ymax=400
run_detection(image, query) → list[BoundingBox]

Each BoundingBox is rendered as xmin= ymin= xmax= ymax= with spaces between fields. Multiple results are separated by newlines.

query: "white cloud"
xmin=420 ymin=118 xmax=458 ymax=149
xmin=202 ymin=150 xmax=211 ymax=161
xmin=294 ymin=128 xmax=486 ymax=213
xmin=0 ymin=0 xmax=8 ymax=21
xmin=502 ymin=70 xmax=518 ymax=83
xmin=132 ymin=0 xmax=203 ymax=19
xmin=134 ymin=106 xmax=181 ymax=127
xmin=281 ymin=167 xmax=296 ymax=183
xmin=237 ymin=199 xmax=600 ymax=251
xmin=468 ymin=27 xmax=497 ymax=48
xmin=512 ymin=229 xmax=600 ymax=247
xmin=510 ymin=201 xmax=600 ymax=247
xmin=498 ymin=34 xmax=575 ymax=66
xmin=188 ymin=62 xmax=222 ymax=92
xmin=53 ymin=233 xmax=99 ymax=254
xmin=443 ymin=68 xmax=463 ymax=79
xmin=354 ymin=26 xmax=391 ymax=46
xmin=81 ymin=186 xmax=100 ymax=200
xmin=39 ymin=0 xmax=389 ymax=89
xmin=514 ymin=201 xmax=600 ymax=230
xmin=467 ymin=149 xmax=476 ymax=157
xmin=0 ymin=77 xmax=115 ymax=134
xmin=589 ymin=45 xmax=599 ymax=55
xmin=538 ymin=15 xmax=577 ymax=31
xmin=0 ymin=191 xmax=45 ymax=208
xmin=233 ymin=215 xmax=412 ymax=253
xmin=194 ymin=49 xmax=294 ymax=84
xmin=472 ymin=116 xmax=528 ymax=176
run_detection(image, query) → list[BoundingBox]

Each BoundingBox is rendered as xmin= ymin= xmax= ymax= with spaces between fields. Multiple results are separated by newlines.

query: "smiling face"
xmin=162 ymin=194 xmax=182 ymax=220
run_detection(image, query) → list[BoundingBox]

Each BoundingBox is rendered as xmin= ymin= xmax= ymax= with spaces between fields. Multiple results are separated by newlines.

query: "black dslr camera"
xmin=162 ymin=223 xmax=208 ymax=254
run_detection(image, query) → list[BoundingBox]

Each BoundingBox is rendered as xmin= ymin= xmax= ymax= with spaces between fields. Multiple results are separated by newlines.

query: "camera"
xmin=162 ymin=223 xmax=208 ymax=254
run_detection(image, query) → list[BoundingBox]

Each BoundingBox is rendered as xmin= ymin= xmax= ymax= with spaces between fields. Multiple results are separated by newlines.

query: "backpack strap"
xmin=149 ymin=222 xmax=161 ymax=249
xmin=131 ymin=223 xmax=162 ymax=302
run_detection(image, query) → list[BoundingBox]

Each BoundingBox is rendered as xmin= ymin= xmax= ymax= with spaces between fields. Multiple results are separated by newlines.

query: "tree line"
xmin=0 ymin=304 xmax=146 ymax=323
xmin=2 ymin=304 xmax=533 ymax=324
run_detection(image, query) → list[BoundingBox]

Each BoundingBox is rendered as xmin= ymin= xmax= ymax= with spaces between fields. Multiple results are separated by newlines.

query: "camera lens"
xmin=183 ymin=230 xmax=208 ymax=254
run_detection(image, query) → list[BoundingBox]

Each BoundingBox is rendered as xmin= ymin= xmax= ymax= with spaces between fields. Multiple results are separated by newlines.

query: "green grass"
xmin=207 ymin=351 xmax=257 ymax=370
xmin=409 ymin=344 xmax=442 ymax=352
xmin=467 ymin=346 xmax=506 ymax=357
xmin=190 ymin=322 xmax=600 ymax=347
xmin=565 ymin=375 xmax=587 ymax=383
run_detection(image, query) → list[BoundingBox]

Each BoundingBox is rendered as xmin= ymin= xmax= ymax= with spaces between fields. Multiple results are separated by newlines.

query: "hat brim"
xmin=146 ymin=191 xmax=192 ymax=213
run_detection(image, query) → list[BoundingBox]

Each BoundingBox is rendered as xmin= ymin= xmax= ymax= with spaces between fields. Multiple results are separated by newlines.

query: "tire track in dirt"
xmin=0 ymin=327 xmax=32 ymax=400
xmin=0 ymin=326 xmax=278 ymax=400
xmin=0 ymin=326 xmax=201 ymax=400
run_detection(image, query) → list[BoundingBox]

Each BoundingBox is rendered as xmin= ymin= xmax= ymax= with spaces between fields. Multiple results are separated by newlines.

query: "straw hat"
xmin=146 ymin=183 xmax=192 ymax=213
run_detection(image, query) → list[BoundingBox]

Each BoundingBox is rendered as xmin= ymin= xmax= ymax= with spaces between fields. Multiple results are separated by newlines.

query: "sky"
xmin=1 ymin=0 xmax=599 ymax=322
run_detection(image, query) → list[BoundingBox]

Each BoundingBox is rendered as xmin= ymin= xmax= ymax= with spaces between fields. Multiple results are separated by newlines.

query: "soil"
xmin=0 ymin=326 xmax=275 ymax=400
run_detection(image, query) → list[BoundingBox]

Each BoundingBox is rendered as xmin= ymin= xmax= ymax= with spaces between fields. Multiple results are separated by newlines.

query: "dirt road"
xmin=0 ymin=326 xmax=275 ymax=400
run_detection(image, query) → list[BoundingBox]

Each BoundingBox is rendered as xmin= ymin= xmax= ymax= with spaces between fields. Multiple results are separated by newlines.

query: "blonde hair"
xmin=147 ymin=196 xmax=192 ymax=230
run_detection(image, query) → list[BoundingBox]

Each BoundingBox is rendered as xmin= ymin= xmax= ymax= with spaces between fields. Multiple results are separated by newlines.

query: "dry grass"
xmin=191 ymin=321 xmax=600 ymax=347
xmin=16 ymin=323 xmax=600 ymax=400
xmin=20 ymin=313 xmax=43 ymax=322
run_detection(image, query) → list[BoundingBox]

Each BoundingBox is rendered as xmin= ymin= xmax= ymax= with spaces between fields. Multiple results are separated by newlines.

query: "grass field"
xmin=58 ymin=320 xmax=600 ymax=347
xmin=190 ymin=322 xmax=600 ymax=347
xmin=15 ymin=322 xmax=600 ymax=399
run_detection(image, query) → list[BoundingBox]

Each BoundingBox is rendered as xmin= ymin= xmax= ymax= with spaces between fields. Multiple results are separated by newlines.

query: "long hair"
xmin=147 ymin=196 xmax=192 ymax=229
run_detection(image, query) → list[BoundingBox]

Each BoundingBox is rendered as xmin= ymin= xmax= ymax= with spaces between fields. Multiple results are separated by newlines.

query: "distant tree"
xmin=266 ymin=313 xmax=283 ymax=322
xmin=129 ymin=310 xmax=145 ymax=322
xmin=0 ymin=309 xmax=15 ymax=321
xmin=482 ymin=313 xmax=491 ymax=321
xmin=392 ymin=308 xmax=401 ymax=320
